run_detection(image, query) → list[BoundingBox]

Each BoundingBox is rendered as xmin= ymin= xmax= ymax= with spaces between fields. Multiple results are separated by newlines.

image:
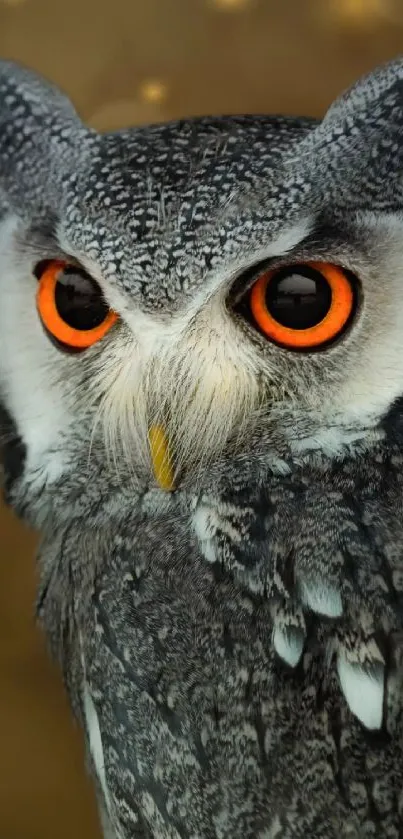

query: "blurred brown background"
xmin=1 ymin=0 xmax=403 ymax=836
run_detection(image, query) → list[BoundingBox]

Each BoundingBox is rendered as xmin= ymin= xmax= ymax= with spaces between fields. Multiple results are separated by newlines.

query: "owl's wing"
xmin=68 ymin=507 xmax=403 ymax=839
xmin=194 ymin=434 xmax=403 ymax=733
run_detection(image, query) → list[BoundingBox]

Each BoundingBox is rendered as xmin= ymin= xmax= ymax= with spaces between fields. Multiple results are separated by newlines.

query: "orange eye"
xmin=36 ymin=260 xmax=118 ymax=351
xmin=248 ymin=261 xmax=356 ymax=350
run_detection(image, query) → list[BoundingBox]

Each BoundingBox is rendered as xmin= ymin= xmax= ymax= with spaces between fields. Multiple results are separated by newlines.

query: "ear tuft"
xmin=0 ymin=60 xmax=78 ymax=122
xmin=323 ymin=57 xmax=403 ymax=129
xmin=0 ymin=61 xmax=87 ymax=217
xmin=302 ymin=57 xmax=403 ymax=211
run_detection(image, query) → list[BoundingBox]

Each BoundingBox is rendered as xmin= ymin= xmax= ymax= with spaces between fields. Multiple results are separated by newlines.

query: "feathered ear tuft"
xmin=0 ymin=61 xmax=87 ymax=217
xmin=0 ymin=60 xmax=78 ymax=122
xmin=300 ymin=57 xmax=403 ymax=212
xmin=323 ymin=56 xmax=403 ymax=128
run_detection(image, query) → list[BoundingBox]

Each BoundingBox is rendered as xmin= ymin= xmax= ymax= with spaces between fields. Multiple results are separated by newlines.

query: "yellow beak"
xmin=148 ymin=425 xmax=176 ymax=491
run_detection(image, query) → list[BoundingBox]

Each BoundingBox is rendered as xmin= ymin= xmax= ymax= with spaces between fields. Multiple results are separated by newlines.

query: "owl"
xmin=1 ymin=55 xmax=403 ymax=838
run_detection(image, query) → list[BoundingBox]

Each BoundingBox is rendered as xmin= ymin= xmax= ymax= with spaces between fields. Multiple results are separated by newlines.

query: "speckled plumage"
xmin=1 ymin=58 xmax=403 ymax=838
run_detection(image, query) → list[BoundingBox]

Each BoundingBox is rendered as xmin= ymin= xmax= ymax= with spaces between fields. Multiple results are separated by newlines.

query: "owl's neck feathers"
xmin=30 ymin=399 xmax=403 ymax=732
xmin=2 ymin=395 xmax=403 ymax=730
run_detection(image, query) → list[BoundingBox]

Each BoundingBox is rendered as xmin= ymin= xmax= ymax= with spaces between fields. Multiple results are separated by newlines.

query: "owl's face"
xmin=1 ymin=60 xmax=403 ymax=524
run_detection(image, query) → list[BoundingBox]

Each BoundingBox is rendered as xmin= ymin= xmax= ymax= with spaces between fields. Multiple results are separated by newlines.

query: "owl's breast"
xmin=64 ymin=486 xmax=403 ymax=839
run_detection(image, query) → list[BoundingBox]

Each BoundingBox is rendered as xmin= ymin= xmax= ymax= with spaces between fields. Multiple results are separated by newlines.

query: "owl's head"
xmin=1 ymin=59 xmax=403 ymax=525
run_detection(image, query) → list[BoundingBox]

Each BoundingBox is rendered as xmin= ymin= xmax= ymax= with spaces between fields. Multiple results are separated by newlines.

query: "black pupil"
xmin=55 ymin=267 xmax=109 ymax=331
xmin=265 ymin=266 xmax=332 ymax=330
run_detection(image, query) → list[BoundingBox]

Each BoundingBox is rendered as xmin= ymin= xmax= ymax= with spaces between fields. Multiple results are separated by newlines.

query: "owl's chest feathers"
xmin=34 ymin=442 xmax=403 ymax=837
xmin=39 ymin=436 xmax=403 ymax=705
